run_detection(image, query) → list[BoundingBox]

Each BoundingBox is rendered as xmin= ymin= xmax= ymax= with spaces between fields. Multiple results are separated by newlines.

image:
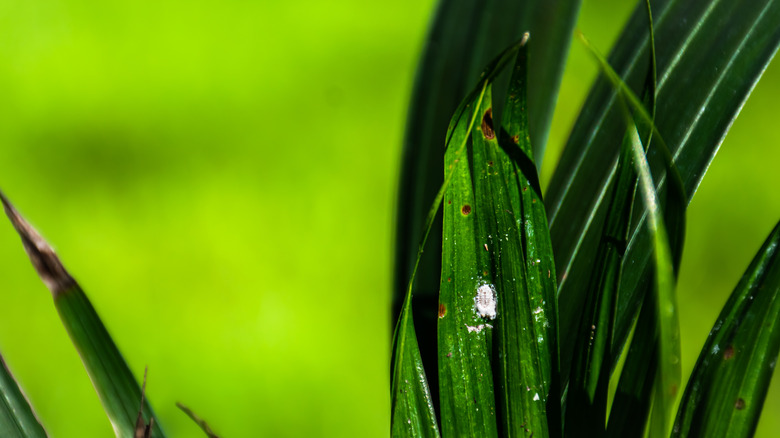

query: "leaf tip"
xmin=0 ymin=190 xmax=75 ymax=296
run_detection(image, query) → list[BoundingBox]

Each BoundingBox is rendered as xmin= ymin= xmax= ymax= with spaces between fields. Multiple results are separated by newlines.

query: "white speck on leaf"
xmin=466 ymin=323 xmax=493 ymax=333
xmin=474 ymin=284 xmax=497 ymax=319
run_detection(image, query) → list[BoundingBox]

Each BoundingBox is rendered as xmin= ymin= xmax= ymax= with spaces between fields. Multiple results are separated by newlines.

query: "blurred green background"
xmin=0 ymin=0 xmax=778 ymax=436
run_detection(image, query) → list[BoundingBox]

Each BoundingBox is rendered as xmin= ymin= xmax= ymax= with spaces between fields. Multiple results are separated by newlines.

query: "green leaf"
xmin=673 ymin=221 xmax=780 ymax=438
xmin=582 ymin=27 xmax=682 ymax=434
xmin=601 ymin=10 xmax=670 ymax=435
xmin=0 ymin=355 xmax=47 ymax=437
xmin=500 ymin=39 xmax=561 ymax=437
xmin=391 ymin=296 xmax=440 ymax=438
xmin=439 ymin=36 xmax=553 ymax=437
xmin=393 ymin=1 xmax=581 ymax=396
xmin=547 ymin=0 xmax=780 ymax=382
xmin=437 ymin=77 xmax=500 ymax=438
xmin=626 ymin=125 xmax=679 ymax=438
xmin=605 ymin=290 xmax=657 ymax=438
xmin=392 ymin=41 xmax=525 ymax=437
xmin=0 ymin=193 xmax=164 ymax=438
xmin=565 ymin=128 xmax=638 ymax=437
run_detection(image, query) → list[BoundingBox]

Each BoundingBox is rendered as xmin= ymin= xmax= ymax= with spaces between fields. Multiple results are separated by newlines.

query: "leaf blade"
xmin=673 ymin=221 xmax=780 ymax=437
xmin=500 ymin=39 xmax=561 ymax=437
xmin=548 ymin=0 xmax=780 ymax=383
xmin=438 ymin=36 xmax=556 ymax=437
xmin=0 ymin=193 xmax=164 ymax=438
xmin=393 ymin=1 xmax=582 ymax=395
xmin=0 ymin=355 xmax=47 ymax=438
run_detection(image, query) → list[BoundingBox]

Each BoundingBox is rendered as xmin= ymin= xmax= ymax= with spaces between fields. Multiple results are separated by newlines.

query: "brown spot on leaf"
xmin=447 ymin=277 xmax=452 ymax=282
xmin=512 ymin=134 xmax=520 ymax=144
xmin=735 ymin=398 xmax=746 ymax=410
xmin=461 ymin=204 xmax=472 ymax=215
xmin=438 ymin=303 xmax=447 ymax=318
xmin=446 ymin=352 xmax=452 ymax=358
xmin=481 ymin=108 xmax=495 ymax=140
xmin=488 ymin=160 xmax=494 ymax=167
xmin=724 ymin=345 xmax=735 ymax=360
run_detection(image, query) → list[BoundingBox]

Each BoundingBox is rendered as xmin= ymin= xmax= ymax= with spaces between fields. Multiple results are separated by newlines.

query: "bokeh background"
xmin=0 ymin=0 xmax=778 ymax=436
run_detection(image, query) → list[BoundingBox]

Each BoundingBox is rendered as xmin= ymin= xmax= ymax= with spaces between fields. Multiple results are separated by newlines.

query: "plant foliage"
xmin=392 ymin=0 xmax=780 ymax=437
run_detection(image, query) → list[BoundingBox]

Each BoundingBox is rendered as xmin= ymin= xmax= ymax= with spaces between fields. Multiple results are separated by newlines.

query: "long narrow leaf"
xmin=604 ymin=11 xmax=668 ymax=435
xmin=0 ymin=193 xmax=164 ymax=438
xmin=0 ymin=355 xmax=47 ymax=438
xmin=576 ymin=16 xmax=681 ymax=433
xmin=391 ymin=269 xmax=439 ymax=437
xmin=391 ymin=302 xmax=440 ymax=438
xmin=673 ymin=221 xmax=780 ymax=437
xmin=394 ymin=1 xmax=581 ymax=395
xmin=605 ymin=289 xmax=657 ymax=438
xmin=438 ymin=36 xmax=556 ymax=436
xmin=581 ymin=31 xmax=682 ymax=434
xmin=548 ymin=0 xmax=780 ymax=382
xmin=392 ymin=39 xmax=527 ymax=437
xmin=626 ymin=125 xmax=679 ymax=438
xmin=438 ymin=83 xmax=500 ymax=438
xmin=499 ymin=39 xmax=561 ymax=437
xmin=565 ymin=126 xmax=638 ymax=437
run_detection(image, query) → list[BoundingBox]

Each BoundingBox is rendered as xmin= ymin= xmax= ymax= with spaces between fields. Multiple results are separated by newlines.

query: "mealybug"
xmin=474 ymin=283 xmax=497 ymax=320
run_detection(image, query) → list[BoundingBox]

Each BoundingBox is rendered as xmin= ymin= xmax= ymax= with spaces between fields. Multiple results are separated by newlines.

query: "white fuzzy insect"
xmin=474 ymin=284 xmax=497 ymax=320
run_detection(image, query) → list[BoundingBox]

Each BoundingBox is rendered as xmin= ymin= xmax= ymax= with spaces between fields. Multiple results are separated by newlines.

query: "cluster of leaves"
xmin=391 ymin=0 xmax=780 ymax=437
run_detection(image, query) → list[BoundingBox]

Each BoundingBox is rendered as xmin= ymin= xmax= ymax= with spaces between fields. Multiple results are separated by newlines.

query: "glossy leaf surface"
xmin=547 ymin=0 xmax=780 ymax=381
xmin=391 ymin=296 xmax=440 ymax=438
xmin=393 ymin=1 xmax=581 ymax=395
xmin=391 ymin=39 xmax=527 ymax=438
xmin=500 ymin=42 xmax=561 ymax=437
xmin=439 ymin=38 xmax=553 ymax=437
xmin=673 ymin=221 xmax=780 ymax=438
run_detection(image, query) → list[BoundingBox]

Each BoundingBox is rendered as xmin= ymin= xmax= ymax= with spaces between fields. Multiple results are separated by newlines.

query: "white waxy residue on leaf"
xmin=474 ymin=283 xmax=497 ymax=320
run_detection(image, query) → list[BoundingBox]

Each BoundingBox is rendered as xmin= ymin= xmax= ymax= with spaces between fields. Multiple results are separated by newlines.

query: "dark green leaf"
xmin=500 ymin=39 xmax=561 ymax=437
xmin=565 ymin=128 xmax=638 ymax=437
xmin=0 ymin=193 xmax=164 ymax=438
xmin=605 ymin=289 xmax=657 ymax=438
xmin=547 ymin=0 xmax=780 ymax=383
xmin=582 ymin=27 xmax=682 ymax=433
xmin=602 ymin=11 xmax=666 ymax=435
xmin=673 ymin=221 xmax=780 ymax=438
xmin=391 ymin=290 xmax=440 ymax=438
xmin=393 ymin=41 xmax=525 ymax=437
xmin=0 ymin=354 xmax=47 ymax=438
xmin=438 ymin=82 xmax=500 ymax=438
xmin=626 ymin=125 xmax=679 ymax=438
xmin=439 ymin=36 xmax=553 ymax=437
xmin=393 ymin=1 xmax=581 ymax=397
